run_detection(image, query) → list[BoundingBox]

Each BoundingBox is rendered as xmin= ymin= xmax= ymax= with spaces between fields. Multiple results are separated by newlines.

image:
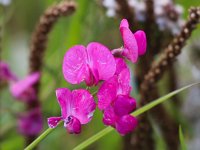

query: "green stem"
xmin=91 ymin=90 xmax=98 ymax=96
xmin=24 ymin=122 xmax=62 ymax=150
xmin=73 ymin=127 xmax=113 ymax=150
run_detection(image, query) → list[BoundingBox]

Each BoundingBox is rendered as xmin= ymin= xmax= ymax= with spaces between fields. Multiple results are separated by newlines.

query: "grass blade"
xmin=73 ymin=82 xmax=199 ymax=150
xmin=179 ymin=125 xmax=187 ymax=150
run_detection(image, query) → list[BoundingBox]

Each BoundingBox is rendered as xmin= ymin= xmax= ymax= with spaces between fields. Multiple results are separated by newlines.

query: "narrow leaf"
xmin=73 ymin=83 xmax=199 ymax=150
xmin=179 ymin=125 xmax=187 ymax=150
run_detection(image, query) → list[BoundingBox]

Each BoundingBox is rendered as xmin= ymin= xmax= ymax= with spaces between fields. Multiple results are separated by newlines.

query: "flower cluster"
xmin=102 ymin=0 xmax=184 ymax=35
xmin=48 ymin=19 xmax=147 ymax=135
xmin=0 ymin=61 xmax=42 ymax=136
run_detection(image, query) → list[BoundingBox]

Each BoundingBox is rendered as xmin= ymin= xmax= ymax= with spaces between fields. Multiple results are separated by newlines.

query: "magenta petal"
xmin=87 ymin=42 xmax=116 ymax=82
xmin=120 ymin=19 xmax=129 ymax=29
xmin=120 ymin=27 xmax=138 ymax=63
xmin=10 ymin=72 xmax=39 ymax=100
xmin=114 ymin=95 xmax=136 ymax=117
xmin=117 ymin=68 xmax=131 ymax=95
xmin=116 ymin=115 xmax=137 ymax=135
xmin=115 ymin=58 xmax=128 ymax=76
xmin=97 ymin=76 xmax=118 ymax=110
xmin=66 ymin=116 xmax=81 ymax=134
xmin=47 ymin=117 xmax=62 ymax=128
xmin=103 ymin=106 xmax=117 ymax=126
xmin=62 ymin=45 xmax=89 ymax=84
xmin=56 ymin=88 xmax=72 ymax=119
xmin=134 ymin=30 xmax=147 ymax=56
xmin=71 ymin=89 xmax=96 ymax=124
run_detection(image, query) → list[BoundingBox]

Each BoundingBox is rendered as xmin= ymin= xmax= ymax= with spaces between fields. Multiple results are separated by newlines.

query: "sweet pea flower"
xmin=10 ymin=72 xmax=40 ymax=102
xmin=0 ymin=61 xmax=17 ymax=83
xmin=18 ymin=108 xmax=43 ymax=136
xmin=103 ymin=96 xmax=138 ymax=135
xmin=97 ymin=58 xmax=137 ymax=135
xmin=48 ymin=88 xmax=96 ymax=134
xmin=112 ymin=19 xmax=147 ymax=63
xmin=62 ymin=42 xmax=116 ymax=86
xmin=98 ymin=58 xmax=131 ymax=110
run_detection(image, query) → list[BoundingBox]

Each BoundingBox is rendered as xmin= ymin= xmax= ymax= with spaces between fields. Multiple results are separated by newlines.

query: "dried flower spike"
xmin=140 ymin=7 xmax=200 ymax=93
xmin=29 ymin=1 xmax=76 ymax=75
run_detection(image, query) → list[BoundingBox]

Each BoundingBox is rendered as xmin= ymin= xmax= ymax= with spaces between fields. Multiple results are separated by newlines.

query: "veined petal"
xmin=97 ymin=76 xmax=118 ymax=110
xmin=114 ymin=95 xmax=136 ymax=117
xmin=71 ymin=89 xmax=96 ymax=124
xmin=116 ymin=115 xmax=137 ymax=135
xmin=103 ymin=106 xmax=117 ymax=126
xmin=62 ymin=45 xmax=89 ymax=84
xmin=115 ymin=58 xmax=128 ymax=76
xmin=134 ymin=30 xmax=147 ymax=56
xmin=87 ymin=42 xmax=116 ymax=82
xmin=56 ymin=88 xmax=72 ymax=119
xmin=117 ymin=68 xmax=131 ymax=95
xmin=47 ymin=117 xmax=62 ymax=128
xmin=66 ymin=116 xmax=81 ymax=134
xmin=120 ymin=27 xmax=138 ymax=63
xmin=10 ymin=72 xmax=39 ymax=100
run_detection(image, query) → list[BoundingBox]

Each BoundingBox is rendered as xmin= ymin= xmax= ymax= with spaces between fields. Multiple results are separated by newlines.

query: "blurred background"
xmin=0 ymin=0 xmax=200 ymax=149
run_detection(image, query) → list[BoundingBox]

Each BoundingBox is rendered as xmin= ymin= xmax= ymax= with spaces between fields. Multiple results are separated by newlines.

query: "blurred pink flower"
xmin=48 ymin=88 xmax=96 ymax=134
xmin=62 ymin=42 xmax=116 ymax=86
xmin=0 ymin=61 xmax=17 ymax=82
xmin=10 ymin=72 xmax=40 ymax=103
xmin=18 ymin=108 xmax=43 ymax=136
xmin=112 ymin=19 xmax=147 ymax=63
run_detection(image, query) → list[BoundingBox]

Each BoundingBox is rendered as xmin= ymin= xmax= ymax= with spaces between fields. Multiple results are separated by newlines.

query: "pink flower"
xmin=10 ymin=72 xmax=40 ymax=103
xmin=0 ymin=61 xmax=17 ymax=82
xmin=103 ymin=97 xmax=137 ymax=135
xmin=98 ymin=58 xmax=131 ymax=110
xmin=62 ymin=42 xmax=116 ymax=86
xmin=97 ymin=58 xmax=137 ymax=135
xmin=112 ymin=19 xmax=147 ymax=63
xmin=18 ymin=108 xmax=43 ymax=136
xmin=48 ymin=88 xmax=96 ymax=134
xmin=114 ymin=57 xmax=129 ymax=75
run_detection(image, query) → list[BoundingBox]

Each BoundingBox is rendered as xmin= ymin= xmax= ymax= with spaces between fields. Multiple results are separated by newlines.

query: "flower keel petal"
xmin=116 ymin=115 xmax=137 ymax=135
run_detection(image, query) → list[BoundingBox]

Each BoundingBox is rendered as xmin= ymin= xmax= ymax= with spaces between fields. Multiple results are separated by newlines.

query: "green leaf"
xmin=179 ymin=125 xmax=187 ymax=150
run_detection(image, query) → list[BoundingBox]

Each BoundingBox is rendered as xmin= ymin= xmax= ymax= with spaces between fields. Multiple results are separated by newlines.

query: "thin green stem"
xmin=24 ymin=121 xmax=62 ymax=150
xmin=24 ymin=128 xmax=54 ymax=150
xmin=91 ymin=90 xmax=98 ymax=96
xmin=73 ymin=127 xmax=113 ymax=150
